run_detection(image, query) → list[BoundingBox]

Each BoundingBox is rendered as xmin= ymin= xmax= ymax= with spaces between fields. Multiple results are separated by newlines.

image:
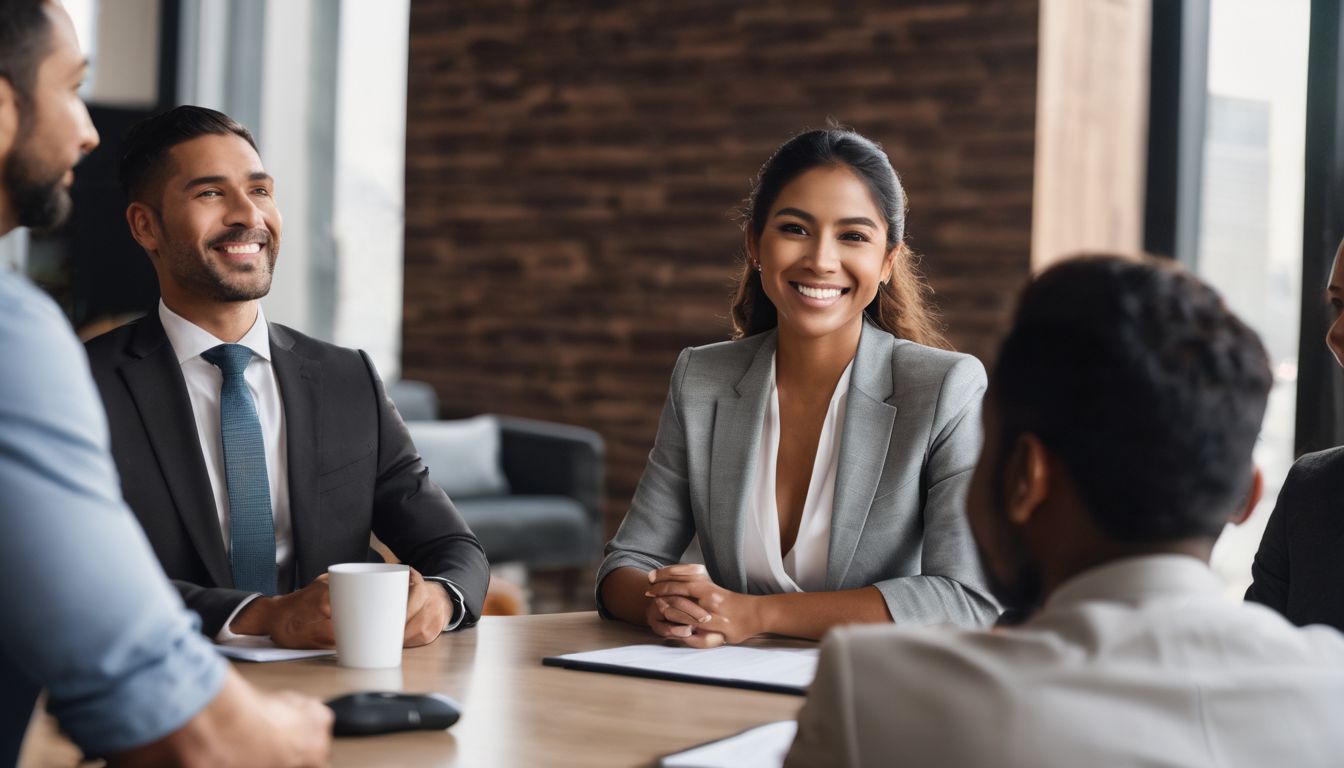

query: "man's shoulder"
xmin=0 ymin=270 xmax=70 ymax=350
xmin=823 ymin=623 xmax=1033 ymax=691
xmin=269 ymin=323 xmax=367 ymax=369
xmin=1227 ymin=599 xmax=1344 ymax=661
xmin=0 ymin=272 xmax=112 ymax=446
xmin=825 ymin=602 xmax=1344 ymax=698
xmin=811 ymin=604 xmax=1344 ymax=768
xmin=811 ymin=624 xmax=1027 ymax=757
xmin=0 ymin=272 xmax=100 ymax=386
xmin=83 ymin=316 xmax=146 ymax=364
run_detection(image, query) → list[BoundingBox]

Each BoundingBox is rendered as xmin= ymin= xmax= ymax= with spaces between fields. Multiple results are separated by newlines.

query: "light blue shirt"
xmin=0 ymin=268 xmax=227 ymax=762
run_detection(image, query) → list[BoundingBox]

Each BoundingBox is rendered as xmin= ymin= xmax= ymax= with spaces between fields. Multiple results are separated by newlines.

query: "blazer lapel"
xmin=707 ymin=332 xmax=776 ymax=593
xmin=120 ymin=315 xmax=233 ymax=588
xmin=270 ymin=324 xmax=323 ymax=587
xmin=826 ymin=321 xmax=899 ymax=590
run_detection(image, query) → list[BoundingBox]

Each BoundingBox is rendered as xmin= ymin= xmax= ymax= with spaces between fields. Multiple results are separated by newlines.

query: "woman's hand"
xmin=646 ymin=564 xmax=763 ymax=645
xmin=642 ymin=564 xmax=719 ymax=645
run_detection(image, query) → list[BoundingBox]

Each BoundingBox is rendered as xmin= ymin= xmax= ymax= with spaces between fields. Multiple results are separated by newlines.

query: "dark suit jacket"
xmin=85 ymin=314 xmax=490 ymax=636
xmin=1245 ymin=446 xmax=1344 ymax=632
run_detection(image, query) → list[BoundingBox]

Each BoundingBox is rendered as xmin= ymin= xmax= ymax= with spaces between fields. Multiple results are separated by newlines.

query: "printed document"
xmin=661 ymin=720 xmax=796 ymax=768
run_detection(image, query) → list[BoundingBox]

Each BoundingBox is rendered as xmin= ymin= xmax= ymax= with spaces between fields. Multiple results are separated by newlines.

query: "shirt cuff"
xmin=214 ymin=593 xmax=264 ymax=643
xmin=423 ymin=577 xmax=467 ymax=631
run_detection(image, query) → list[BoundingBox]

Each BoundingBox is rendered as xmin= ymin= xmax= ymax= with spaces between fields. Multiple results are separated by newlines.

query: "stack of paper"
xmin=215 ymin=636 xmax=336 ymax=663
xmin=661 ymin=720 xmax=796 ymax=768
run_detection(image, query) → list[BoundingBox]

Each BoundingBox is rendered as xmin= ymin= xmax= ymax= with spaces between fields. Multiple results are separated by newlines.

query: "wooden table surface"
xmin=23 ymin=612 xmax=807 ymax=768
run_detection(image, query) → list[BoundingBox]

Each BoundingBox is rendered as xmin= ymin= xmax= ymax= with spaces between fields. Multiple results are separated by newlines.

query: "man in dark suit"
xmin=1245 ymin=240 xmax=1344 ymax=632
xmin=86 ymin=106 xmax=489 ymax=649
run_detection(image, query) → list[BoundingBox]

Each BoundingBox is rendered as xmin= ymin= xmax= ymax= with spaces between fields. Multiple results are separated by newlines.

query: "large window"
xmin=1194 ymin=0 xmax=1311 ymax=595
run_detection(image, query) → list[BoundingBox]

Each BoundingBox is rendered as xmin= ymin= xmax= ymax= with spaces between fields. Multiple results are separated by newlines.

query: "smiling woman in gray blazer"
xmin=597 ymin=128 xmax=998 ymax=646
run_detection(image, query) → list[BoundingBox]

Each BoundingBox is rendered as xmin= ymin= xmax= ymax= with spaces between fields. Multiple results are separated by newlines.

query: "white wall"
xmin=175 ymin=0 xmax=408 ymax=379
xmin=88 ymin=0 xmax=159 ymax=107
xmin=330 ymin=0 xmax=409 ymax=379
xmin=0 ymin=229 xmax=28 ymax=272
xmin=256 ymin=0 xmax=316 ymax=339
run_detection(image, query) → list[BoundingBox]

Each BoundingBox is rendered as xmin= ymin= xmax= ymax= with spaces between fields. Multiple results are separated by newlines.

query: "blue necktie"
xmin=202 ymin=343 xmax=277 ymax=596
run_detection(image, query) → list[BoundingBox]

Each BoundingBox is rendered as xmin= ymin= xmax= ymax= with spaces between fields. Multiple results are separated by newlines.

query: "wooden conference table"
xmin=24 ymin=612 xmax=808 ymax=767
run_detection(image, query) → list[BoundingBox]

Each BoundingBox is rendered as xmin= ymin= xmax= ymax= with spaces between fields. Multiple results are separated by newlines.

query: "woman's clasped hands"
xmin=643 ymin=564 xmax=763 ymax=647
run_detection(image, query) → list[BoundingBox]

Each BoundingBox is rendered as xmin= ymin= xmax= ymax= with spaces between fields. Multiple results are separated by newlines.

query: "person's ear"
xmin=744 ymin=230 xmax=761 ymax=272
xmin=880 ymin=242 xmax=901 ymax=285
xmin=125 ymin=202 xmax=161 ymax=255
xmin=1230 ymin=466 xmax=1264 ymax=526
xmin=1004 ymin=433 xmax=1050 ymax=526
xmin=0 ymin=78 xmax=18 ymax=169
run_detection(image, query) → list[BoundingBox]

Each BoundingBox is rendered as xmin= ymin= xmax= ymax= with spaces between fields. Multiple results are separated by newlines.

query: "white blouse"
xmin=743 ymin=355 xmax=853 ymax=594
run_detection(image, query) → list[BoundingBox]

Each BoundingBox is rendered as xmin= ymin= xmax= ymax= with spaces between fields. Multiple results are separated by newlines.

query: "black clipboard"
xmin=541 ymin=654 xmax=807 ymax=696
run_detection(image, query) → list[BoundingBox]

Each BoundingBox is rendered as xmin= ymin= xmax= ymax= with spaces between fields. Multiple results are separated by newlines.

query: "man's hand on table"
xmin=403 ymin=567 xmax=452 ymax=647
xmin=108 ymin=669 xmax=333 ymax=767
xmin=231 ymin=575 xmax=336 ymax=649
xmin=230 ymin=568 xmax=450 ymax=649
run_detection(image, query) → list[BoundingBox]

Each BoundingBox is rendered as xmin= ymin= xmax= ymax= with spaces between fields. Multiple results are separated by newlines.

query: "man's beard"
xmin=980 ymin=457 xmax=1045 ymax=614
xmin=4 ymin=133 xmax=72 ymax=232
xmin=984 ymin=538 xmax=1044 ymax=618
xmin=163 ymin=232 xmax=278 ymax=302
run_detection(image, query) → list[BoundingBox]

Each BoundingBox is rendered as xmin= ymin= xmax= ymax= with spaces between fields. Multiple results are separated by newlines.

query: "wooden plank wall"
xmin=402 ymin=0 xmax=1041 ymax=533
xmin=1032 ymin=0 xmax=1150 ymax=269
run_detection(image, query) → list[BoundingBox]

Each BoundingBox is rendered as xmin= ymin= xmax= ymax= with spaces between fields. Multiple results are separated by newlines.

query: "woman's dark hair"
xmin=729 ymin=127 xmax=948 ymax=349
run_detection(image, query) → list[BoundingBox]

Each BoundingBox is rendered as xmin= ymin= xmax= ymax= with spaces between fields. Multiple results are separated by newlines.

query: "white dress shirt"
xmin=159 ymin=301 xmax=291 ymax=640
xmin=743 ymin=355 xmax=853 ymax=594
xmin=787 ymin=555 xmax=1344 ymax=768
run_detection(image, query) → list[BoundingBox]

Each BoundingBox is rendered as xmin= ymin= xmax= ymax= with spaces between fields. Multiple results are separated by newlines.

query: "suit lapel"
xmin=270 ymin=324 xmax=322 ymax=587
xmin=707 ymin=332 xmax=776 ymax=593
xmin=120 ymin=315 xmax=233 ymax=587
xmin=826 ymin=321 xmax=898 ymax=590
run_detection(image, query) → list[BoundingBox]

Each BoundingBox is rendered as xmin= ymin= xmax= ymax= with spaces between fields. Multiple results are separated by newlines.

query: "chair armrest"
xmin=495 ymin=415 xmax=605 ymax=528
xmin=386 ymin=379 xmax=439 ymax=421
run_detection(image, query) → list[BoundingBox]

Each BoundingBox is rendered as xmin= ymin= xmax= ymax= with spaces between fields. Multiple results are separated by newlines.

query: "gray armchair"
xmin=390 ymin=381 xmax=604 ymax=571
xmin=457 ymin=416 xmax=603 ymax=567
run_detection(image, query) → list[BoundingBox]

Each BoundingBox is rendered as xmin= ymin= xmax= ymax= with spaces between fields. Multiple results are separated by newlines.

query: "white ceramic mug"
xmin=328 ymin=563 xmax=410 ymax=669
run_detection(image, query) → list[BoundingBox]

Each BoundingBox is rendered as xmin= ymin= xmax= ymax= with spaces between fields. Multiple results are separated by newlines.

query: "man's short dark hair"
xmin=0 ymin=0 xmax=51 ymax=110
xmin=118 ymin=105 xmax=258 ymax=204
xmin=994 ymin=254 xmax=1272 ymax=541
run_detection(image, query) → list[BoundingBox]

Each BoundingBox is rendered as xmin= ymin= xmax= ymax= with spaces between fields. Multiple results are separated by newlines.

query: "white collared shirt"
xmin=743 ymin=355 xmax=853 ymax=594
xmin=787 ymin=555 xmax=1344 ymax=768
xmin=159 ymin=300 xmax=293 ymax=593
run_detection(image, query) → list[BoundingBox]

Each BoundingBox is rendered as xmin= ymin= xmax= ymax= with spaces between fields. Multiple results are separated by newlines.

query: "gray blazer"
xmin=598 ymin=320 xmax=999 ymax=628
